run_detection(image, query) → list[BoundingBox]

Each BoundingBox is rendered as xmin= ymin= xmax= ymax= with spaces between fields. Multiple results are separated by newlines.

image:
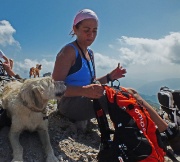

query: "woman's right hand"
xmin=83 ymin=84 xmax=104 ymax=99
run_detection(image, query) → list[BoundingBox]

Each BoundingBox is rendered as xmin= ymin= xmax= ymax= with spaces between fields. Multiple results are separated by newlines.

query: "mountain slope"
xmin=137 ymin=78 xmax=180 ymax=95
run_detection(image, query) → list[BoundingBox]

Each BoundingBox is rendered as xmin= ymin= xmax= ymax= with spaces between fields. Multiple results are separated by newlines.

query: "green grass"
xmin=48 ymin=99 xmax=57 ymax=105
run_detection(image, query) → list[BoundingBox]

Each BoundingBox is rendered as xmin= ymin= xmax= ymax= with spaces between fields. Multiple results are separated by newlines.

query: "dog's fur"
xmin=29 ymin=64 xmax=42 ymax=78
xmin=2 ymin=77 xmax=66 ymax=162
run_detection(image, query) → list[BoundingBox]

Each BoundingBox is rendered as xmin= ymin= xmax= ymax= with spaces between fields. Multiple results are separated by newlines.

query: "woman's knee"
xmin=126 ymin=87 xmax=138 ymax=95
xmin=126 ymin=87 xmax=142 ymax=101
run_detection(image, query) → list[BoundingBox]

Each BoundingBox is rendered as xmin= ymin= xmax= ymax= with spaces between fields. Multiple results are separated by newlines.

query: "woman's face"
xmin=74 ymin=18 xmax=98 ymax=46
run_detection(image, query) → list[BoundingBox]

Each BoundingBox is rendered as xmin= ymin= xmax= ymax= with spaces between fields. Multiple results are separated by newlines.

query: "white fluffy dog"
xmin=2 ymin=77 xmax=66 ymax=162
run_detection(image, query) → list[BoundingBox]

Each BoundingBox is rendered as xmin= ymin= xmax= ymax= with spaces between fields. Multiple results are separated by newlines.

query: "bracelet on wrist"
xmin=106 ymin=73 xmax=112 ymax=83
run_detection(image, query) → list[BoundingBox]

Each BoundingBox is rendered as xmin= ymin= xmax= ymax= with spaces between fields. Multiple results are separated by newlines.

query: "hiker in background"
xmin=0 ymin=50 xmax=22 ymax=79
xmin=52 ymin=9 xmax=179 ymax=154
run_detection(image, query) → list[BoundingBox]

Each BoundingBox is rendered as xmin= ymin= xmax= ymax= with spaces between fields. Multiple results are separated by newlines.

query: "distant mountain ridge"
xmin=137 ymin=78 xmax=180 ymax=96
xmin=140 ymin=93 xmax=159 ymax=103
xmin=140 ymin=93 xmax=160 ymax=109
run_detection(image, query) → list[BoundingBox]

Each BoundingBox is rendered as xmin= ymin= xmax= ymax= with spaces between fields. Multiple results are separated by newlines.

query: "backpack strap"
xmin=93 ymin=99 xmax=114 ymax=149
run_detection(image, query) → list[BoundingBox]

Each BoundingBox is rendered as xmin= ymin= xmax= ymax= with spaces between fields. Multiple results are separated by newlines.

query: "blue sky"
xmin=0 ymin=0 xmax=180 ymax=89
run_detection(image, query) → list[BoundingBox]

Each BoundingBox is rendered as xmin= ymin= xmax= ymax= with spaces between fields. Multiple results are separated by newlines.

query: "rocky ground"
xmin=0 ymin=102 xmax=101 ymax=162
xmin=0 ymin=79 xmax=179 ymax=162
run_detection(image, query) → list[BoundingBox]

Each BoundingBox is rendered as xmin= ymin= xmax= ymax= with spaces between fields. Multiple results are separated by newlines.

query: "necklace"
xmin=75 ymin=40 xmax=87 ymax=59
xmin=75 ymin=40 xmax=96 ymax=83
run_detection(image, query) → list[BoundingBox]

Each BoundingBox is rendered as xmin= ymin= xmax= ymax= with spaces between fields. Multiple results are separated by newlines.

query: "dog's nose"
xmin=55 ymin=92 xmax=64 ymax=97
xmin=54 ymin=81 xmax=66 ymax=97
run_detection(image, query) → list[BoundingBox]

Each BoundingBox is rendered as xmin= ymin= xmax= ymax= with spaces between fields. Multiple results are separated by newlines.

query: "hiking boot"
xmin=14 ymin=74 xmax=22 ymax=79
xmin=168 ymin=127 xmax=180 ymax=155
xmin=165 ymin=123 xmax=180 ymax=155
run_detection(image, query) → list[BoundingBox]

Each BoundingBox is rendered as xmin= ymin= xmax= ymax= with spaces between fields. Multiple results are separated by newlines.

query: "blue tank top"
xmin=65 ymin=43 xmax=95 ymax=86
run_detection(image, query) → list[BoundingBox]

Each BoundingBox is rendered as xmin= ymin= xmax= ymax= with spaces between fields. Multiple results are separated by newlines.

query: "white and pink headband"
xmin=73 ymin=9 xmax=98 ymax=26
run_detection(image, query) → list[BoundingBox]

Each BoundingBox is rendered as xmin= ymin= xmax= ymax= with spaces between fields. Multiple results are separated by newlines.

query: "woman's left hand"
xmin=109 ymin=63 xmax=127 ymax=81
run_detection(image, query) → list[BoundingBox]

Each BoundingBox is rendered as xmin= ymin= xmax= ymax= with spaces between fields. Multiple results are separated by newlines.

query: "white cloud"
xmin=94 ymin=53 xmax=120 ymax=77
xmin=12 ymin=32 xmax=180 ymax=87
xmin=116 ymin=32 xmax=180 ymax=66
xmin=0 ymin=20 xmax=20 ymax=48
xmin=14 ymin=59 xmax=54 ymax=78
xmin=95 ymin=32 xmax=180 ymax=84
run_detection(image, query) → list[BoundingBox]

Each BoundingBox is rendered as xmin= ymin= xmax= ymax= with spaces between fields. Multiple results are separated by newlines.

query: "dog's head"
xmin=20 ymin=77 xmax=66 ymax=112
xmin=36 ymin=64 xmax=42 ymax=70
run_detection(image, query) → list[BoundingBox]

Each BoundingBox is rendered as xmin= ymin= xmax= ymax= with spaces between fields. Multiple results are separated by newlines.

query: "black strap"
xmin=75 ymin=40 xmax=96 ymax=82
xmin=0 ymin=60 xmax=5 ymax=76
xmin=93 ymin=99 xmax=112 ymax=146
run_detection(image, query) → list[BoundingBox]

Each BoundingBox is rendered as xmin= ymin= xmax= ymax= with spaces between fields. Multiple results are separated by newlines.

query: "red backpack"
xmin=93 ymin=85 xmax=166 ymax=162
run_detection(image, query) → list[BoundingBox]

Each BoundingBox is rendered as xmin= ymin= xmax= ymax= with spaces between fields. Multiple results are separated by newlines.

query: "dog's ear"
xmin=31 ymin=86 xmax=48 ymax=111
xmin=21 ymin=85 xmax=48 ymax=112
xmin=39 ymin=64 xmax=42 ymax=70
